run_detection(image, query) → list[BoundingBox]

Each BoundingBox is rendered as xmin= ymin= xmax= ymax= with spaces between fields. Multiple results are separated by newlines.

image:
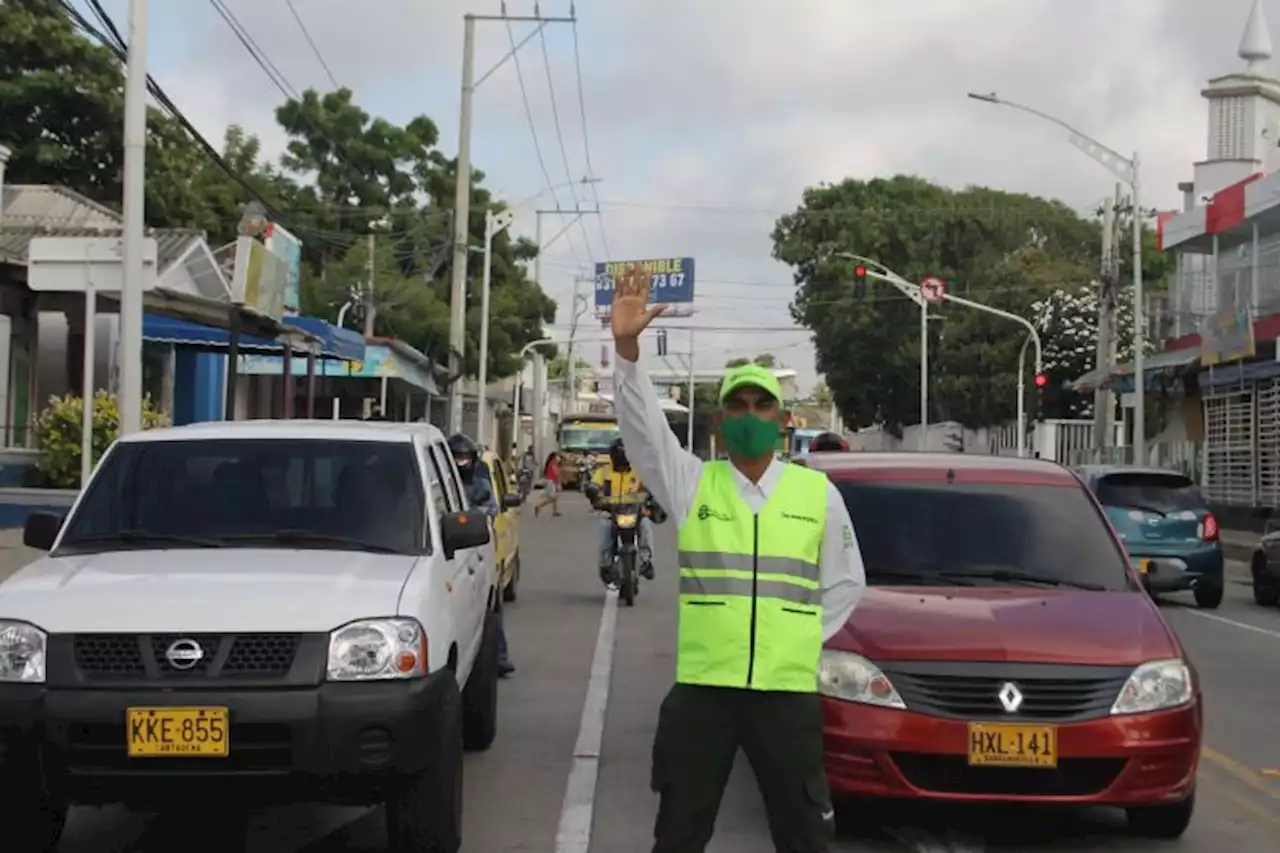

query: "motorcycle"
xmin=607 ymin=496 xmax=647 ymax=607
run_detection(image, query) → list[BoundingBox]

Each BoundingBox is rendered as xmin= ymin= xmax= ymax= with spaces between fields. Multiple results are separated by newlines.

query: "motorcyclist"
xmin=584 ymin=437 xmax=656 ymax=585
xmin=809 ymin=431 xmax=848 ymax=452
xmin=448 ymin=433 xmax=515 ymax=678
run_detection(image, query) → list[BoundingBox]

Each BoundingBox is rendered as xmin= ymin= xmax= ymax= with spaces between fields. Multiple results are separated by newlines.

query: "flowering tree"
xmin=1030 ymin=282 xmax=1154 ymax=419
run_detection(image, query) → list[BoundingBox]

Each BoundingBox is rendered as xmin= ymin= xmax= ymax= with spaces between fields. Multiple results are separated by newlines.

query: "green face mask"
xmin=720 ymin=414 xmax=778 ymax=458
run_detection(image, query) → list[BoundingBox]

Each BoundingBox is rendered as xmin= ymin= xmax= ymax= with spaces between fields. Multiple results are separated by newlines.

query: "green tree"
xmin=726 ymin=353 xmax=778 ymax=368
xmin=547 ymin=355 xmax=590 ymax=379
xmin=1 ymin=3 xmax=555 ymax=380
xmin=772 ymin=176 xmax=1104 ymax=430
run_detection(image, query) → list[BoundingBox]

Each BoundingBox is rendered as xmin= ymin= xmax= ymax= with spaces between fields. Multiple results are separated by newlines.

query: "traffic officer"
xmin=609 ymin=266 xmax=867 ymax=853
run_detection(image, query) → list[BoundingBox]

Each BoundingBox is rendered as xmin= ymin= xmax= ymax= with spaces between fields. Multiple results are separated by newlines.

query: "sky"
xmin=87 ymin=0 xmax=1271 ymax=392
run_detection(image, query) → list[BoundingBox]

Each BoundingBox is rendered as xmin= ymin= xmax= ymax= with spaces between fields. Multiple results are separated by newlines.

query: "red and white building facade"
xmin=1158 ymin=0 xmax=1280 ymax=508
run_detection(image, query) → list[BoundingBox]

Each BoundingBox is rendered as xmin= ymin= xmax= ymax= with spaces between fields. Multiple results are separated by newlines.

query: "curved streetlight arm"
xmin=944 ymin=292 xmax=1043 ymax=377
xmin=966 ymin=92 xmax=1135 ymax=186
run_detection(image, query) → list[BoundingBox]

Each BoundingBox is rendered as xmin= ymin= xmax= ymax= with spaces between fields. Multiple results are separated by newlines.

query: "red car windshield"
xmin=834 ymin=479 xmax=1134 ymax=592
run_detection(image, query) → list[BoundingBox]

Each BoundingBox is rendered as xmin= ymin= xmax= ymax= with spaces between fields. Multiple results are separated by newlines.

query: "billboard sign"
xmin=594 ymin=257 xmax=695 ymax=317
xmin=264 ymin=222 xmax=302 ymax=315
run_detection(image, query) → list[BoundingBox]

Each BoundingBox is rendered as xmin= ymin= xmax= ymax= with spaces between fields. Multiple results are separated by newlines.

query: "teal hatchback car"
xmin=1076 ymin=465 xmax=1223 ymax=609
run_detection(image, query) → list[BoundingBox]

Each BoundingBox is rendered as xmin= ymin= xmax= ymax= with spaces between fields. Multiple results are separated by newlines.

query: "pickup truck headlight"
xmin=327 ymin=618 xmax=427 ymax=681
xmin=0 ymin=620 xmax=47 ymax=684
xmin=817 ymin=650 xmax=906 ymax=709
xmin=1110 ymin=659 xmax=1193 ymax=715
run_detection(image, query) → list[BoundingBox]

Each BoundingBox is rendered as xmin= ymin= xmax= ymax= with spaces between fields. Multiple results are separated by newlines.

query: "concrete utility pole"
xmin=446 ymin=10 xmax=576 ymax=434
xmin=363 ymin=232 xmax=377 ymax=337
xmin=1093 ymin=184 xmax=1119 ymax=453
xmin=563 ymin=279 xmax=588 ymax=416
xmin=118 ymin=0 xmax=150 ymax=437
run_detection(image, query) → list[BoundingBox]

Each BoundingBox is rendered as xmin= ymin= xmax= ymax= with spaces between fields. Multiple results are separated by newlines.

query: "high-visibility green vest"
xmin=676 ymin=461 xmax=827 ymax=692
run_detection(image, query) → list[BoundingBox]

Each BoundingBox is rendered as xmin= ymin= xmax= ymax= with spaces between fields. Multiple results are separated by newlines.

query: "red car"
xmin=808 ymin=452 xmax=1201 ymax=839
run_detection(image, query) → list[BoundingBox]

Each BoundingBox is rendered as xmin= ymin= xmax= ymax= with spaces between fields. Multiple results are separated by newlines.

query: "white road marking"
xmin=1183 ymin=608 xmax=1280 ymax=640
xmin=554 ymin=588 xmax=620 ymax=853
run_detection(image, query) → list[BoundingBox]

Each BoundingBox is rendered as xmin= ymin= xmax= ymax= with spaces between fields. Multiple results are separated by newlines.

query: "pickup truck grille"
xmin=72 ymin=634 xmax=301 ymax=680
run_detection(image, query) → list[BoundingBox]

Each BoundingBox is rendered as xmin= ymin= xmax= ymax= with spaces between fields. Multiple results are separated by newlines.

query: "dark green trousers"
xmin=650 ymin=683 xmax=834 ymax=853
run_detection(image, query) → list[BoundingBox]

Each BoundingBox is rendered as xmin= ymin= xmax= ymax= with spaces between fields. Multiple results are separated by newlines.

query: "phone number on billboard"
xmin=595 ymin=271 xmax=687 ymax=293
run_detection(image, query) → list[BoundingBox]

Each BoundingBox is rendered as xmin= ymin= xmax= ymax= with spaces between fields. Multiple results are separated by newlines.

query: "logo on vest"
xmin=781 ymin=511 xmax=820 ymax=524
xmin=697 ymin=504 xmax=731 ymax=521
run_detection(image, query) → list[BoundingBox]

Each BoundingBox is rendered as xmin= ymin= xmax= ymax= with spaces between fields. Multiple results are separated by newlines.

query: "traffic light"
xmin=1034 ymin=372 xmax=1048 ymax=419
xmin=853 ymin=265 xmax=867 ymax=297
xmin=656 ymin=328 xmax=668 ymax=356
xmin=1034 ymin=372 xmax=1048 ymax=388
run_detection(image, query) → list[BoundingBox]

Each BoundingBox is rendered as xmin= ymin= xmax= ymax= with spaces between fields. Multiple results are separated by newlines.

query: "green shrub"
xmin=35 ymin=392 xmax=169 ymax=488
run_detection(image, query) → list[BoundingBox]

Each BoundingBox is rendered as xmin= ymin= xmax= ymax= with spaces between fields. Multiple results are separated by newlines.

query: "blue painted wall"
xmin=173 ymin=350 xmax=225 ymax=425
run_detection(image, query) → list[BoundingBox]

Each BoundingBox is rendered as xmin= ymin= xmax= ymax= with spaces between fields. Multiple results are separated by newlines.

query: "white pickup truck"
xmin=0 ymin=419 xmax=511 ymax=853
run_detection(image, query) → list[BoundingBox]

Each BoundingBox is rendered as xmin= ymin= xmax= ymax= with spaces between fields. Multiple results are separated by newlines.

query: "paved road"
xmin=9 ymin=499 xmax=1276 ymax=852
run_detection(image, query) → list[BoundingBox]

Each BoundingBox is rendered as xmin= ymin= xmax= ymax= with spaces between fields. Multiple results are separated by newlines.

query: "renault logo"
xmin=997 ymin=682 xmax=1024 ymax=713
xmin=165 ymin=639 xmax=205 ymax=670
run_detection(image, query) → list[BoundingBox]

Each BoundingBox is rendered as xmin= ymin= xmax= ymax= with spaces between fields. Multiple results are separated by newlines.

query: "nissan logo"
xmin=165 ymin=639 xmax=205 ymax=670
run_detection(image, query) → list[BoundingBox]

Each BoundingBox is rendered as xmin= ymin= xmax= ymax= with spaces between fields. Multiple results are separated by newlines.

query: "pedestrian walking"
xmin=533 ymin=452 xmax=561 ymax=517
xmin=609 ymin=266 xmax=867 ymax=853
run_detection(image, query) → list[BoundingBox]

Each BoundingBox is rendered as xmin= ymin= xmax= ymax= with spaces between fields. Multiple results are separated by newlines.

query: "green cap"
xmin=719 ymin=364 xmax=783 ymax=404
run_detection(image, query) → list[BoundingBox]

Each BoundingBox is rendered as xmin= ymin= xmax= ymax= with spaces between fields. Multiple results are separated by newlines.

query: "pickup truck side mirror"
xmin=440 ymin=511 xmax=491 ymax=560
xmin=501 ymin=493 xmax=523 ymax=509
xmin=23 ymin=511 xmax=64 ymax=551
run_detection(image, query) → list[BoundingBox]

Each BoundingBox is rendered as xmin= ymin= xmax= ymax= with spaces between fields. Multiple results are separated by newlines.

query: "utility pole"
xmin=1093 ymin=184 xmax=1119 ymax=454
xmin=363 ymin=232 xmax=376 ymax=337
xmin=564 ymin=279 xmax=587 ymax=416
xmin=118 ymin=0 xmax=149 ymax=437
xmin=446 ymin=10 xmax=576 ymax=434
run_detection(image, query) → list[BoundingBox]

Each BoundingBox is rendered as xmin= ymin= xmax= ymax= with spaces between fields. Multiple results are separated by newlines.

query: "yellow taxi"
xmin=481 ymin=450 xmax=523 ymax=602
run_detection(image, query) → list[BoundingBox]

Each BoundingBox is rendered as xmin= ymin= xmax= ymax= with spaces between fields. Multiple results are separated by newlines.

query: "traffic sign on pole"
xmin=920 ymin=277 xmax=946 ymax=303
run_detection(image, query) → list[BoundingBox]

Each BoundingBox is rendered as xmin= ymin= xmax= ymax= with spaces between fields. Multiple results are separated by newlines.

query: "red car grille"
xmin=880 ymin=661 xmax=1132 ymax=723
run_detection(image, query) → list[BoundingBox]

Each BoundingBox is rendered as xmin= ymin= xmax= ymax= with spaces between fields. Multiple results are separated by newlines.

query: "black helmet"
xmin=608 ymin=436 xmax=628 ymax=469
xmin=810 ymin=431 xmax=846 ymax=452
xmin=448 ymin=433 xmax=480 ymax=481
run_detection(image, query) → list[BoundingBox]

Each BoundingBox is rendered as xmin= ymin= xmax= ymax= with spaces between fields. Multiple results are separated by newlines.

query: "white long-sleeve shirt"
xmin=614 ymin=356 xmax=866 ymax=641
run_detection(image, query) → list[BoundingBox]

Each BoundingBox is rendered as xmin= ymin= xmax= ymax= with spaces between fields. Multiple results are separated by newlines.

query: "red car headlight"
xmin=1110 ymin=659 xmax=1194 ymax=715
xmin=818 ymin=650 xmax=906 ymax=709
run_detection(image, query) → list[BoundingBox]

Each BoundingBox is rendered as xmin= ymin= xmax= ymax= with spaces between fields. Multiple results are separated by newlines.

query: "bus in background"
xmin=556 ymin=414 xmax=621 ymax=489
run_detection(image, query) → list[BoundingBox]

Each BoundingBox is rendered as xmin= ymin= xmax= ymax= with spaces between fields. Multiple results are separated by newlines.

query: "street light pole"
xmin=919 ymin=289 xmax=928 ymax=450
xmin=475 ymin=180 xmax=600 ymax=445
xmin=966 ymin=91 xmax=1145 ymax=464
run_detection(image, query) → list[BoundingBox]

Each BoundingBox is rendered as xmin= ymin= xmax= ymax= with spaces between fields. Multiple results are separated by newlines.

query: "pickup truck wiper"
xmin=936 ymin=568 xmax=1106 ymax=591
xmin=62 ymin=529 xmax=224 ymax=548
xmin=221 ymin=530 xmax=399 ymax=554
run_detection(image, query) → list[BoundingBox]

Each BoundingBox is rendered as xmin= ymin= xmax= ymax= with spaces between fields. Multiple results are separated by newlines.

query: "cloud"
xmin=141 ymin=0 xmax=1269 ymax=392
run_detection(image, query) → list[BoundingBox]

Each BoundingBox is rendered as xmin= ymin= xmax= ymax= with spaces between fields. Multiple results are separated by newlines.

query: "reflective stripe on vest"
xmin=675 ymin=461 xmax=827 ymax=693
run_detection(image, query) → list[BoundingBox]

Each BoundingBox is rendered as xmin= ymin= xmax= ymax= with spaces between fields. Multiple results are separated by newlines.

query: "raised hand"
xmin=610 ymin=263 xmax=669 ymax=343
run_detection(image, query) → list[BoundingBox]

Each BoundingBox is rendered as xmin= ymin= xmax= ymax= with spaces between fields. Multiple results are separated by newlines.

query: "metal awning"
xmin=1068 ymin=348 xmax=1201 ymax=393
xmin=282 ymin=316 xmax=366 ymax=361
xmin=143 ymin=313 xmax=285 ymax=353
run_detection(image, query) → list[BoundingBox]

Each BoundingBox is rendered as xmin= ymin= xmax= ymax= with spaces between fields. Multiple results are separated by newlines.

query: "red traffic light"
xmin=854 ymin=265 xmax=867 ymax=279
xmin=1034 ymin=373 xmax=1048 ymax=388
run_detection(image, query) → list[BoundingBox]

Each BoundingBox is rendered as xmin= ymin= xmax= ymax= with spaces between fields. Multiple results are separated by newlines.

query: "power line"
xmin=207 ymin=0 xmax=298 ymax=99
xmin=536 ymin=16 xmax=595 ymax=262
xmin=570 ymin=13 xmax=610 ymax=259
xmin=502 ymin=5 xmax=584 ymax=270
xmin=285 ymin=0 xmax=340 ymax=90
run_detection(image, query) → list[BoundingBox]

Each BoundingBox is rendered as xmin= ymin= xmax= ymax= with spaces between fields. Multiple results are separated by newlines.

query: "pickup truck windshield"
xmin=57 ymin=439 xmax=424 ymax=555
xmin=835 ymin=479 xmax=1133 ymax=591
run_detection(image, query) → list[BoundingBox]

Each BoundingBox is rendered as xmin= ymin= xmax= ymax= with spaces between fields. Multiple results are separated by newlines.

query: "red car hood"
xmin=830 ymin=586 xmax=1178 ymax=666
